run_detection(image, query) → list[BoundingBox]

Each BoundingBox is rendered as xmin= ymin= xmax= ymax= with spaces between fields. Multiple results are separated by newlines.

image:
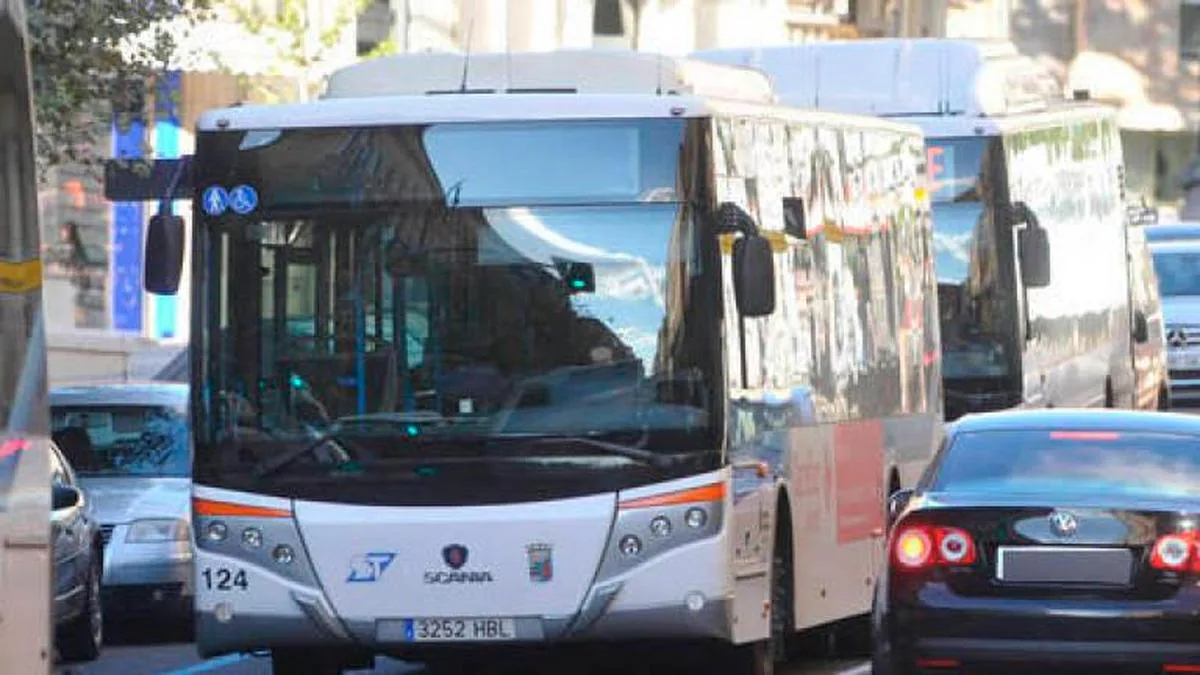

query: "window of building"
xmin=593 ymin=0 xmax=625 ymax=36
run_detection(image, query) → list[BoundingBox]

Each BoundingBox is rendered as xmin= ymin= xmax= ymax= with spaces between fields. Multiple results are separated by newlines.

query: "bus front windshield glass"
xmin=193 ymin=120 xmax=720 ymax=504
xmin=927 ymin=137 xmax=1010 ymax=380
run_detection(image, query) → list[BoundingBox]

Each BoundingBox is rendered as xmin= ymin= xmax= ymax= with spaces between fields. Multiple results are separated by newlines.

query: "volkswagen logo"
xmin=1048 ymin=511 xmax=1079 ymax=538
xmin=1168 ymin=328 xmax=1187 ymax=348
xmin=442 ymin=544 xmax=469 ymax=570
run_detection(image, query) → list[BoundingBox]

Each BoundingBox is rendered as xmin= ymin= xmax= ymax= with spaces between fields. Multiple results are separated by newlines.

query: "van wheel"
xmin=58 ymin=554 xmax=103 ymax=662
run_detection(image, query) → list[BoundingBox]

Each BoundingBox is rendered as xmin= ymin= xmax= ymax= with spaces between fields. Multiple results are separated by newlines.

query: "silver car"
xmin=1149 ymin=238 xmax=1200 ymax=407
xmin=49 ymin=382 xmax=192 ymax=626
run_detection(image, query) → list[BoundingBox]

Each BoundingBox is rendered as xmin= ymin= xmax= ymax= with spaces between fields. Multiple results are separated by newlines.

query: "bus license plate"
xmin=404 ymin=618 xmax=517 ymax=642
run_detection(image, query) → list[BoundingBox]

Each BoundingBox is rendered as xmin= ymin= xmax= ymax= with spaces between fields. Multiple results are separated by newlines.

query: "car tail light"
xmin=895 ymin=527 xmax=933 ymax=569
xmin=893 ymin=524 xmax=977 ymax=569
xmin=937 ymin=528 xmax=977 ymax=565
xmin=1152 ymin=533 xmax=1198 ymax=572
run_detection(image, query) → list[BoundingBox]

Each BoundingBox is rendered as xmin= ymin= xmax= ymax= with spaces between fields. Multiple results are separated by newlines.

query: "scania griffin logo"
xmin=424 ymin=544 xmax=494 ymax=585
xmin=442 ymin=544 xmax=468 ymax=570
xmin=1169 ymin=328 xmax=1188 ymax=348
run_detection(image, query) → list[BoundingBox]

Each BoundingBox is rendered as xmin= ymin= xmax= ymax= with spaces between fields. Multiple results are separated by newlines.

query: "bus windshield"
xmin=192 ymin=120 xmax=721 ymax=505
xmin=927 ymin=136 xmax=1011 ymax=381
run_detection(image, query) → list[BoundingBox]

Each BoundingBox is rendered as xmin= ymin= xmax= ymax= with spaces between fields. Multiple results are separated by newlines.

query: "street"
xmin=56 ymin=623 xmax=869 ymax=675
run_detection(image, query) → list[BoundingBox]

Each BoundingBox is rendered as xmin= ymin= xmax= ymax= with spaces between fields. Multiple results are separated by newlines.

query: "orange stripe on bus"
xmin=618 ymin=482 xmax=726 ymax=510
xmin=192 ymin=498 xmax=291 ymax=518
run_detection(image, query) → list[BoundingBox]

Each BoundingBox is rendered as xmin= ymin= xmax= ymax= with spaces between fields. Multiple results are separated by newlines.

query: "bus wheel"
xmin=720 ymin=517 xmax=793 ymax=675
xmin=270 ymin=648 xmax=343 ymax=674
xmin=721 ymin=640 xmax=774 ymax=675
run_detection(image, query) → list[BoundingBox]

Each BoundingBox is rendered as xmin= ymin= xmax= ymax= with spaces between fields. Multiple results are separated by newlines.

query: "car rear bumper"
xmin=899 ymin=637 xmax=1200 ymax=668
xmin=885 ymin=583 xmax=1200 ymax=669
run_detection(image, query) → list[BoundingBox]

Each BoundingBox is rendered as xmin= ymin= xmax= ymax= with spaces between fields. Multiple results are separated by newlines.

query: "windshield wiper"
xmin=251 ymin=431 xmax=368 ymax=479
xmin=521 ymin=435 xmax=676 ymax=468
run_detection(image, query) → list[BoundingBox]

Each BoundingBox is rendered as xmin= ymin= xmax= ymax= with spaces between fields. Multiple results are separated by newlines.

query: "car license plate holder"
xmin=996 ymin=546 xmax=1132 ymax=585
xmin=398 ymin=617 xmax=518 ymax=642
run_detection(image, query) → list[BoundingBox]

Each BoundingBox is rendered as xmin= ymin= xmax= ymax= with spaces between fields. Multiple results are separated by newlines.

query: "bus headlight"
xmin=619 ymin=535 xmax=643 ymax=557
xmin=650 ymin=515 xmax=672 ymax=538
xmin=241 ymin=527 xmax=264 ymax=549
xmin=193 ymin=494 xmax=320 ymax=589
xmin=126 ymin=518 xmax=190 ymax=543
xmin=594 ymin=479 xmax=725 ymax=584
xmin=204 ymin=520 xmax=228 ymax=542
xmin=272 ymin=544 xmax=295 ymax=565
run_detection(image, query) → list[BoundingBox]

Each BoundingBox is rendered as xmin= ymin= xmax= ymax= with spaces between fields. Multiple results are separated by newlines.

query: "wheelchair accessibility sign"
xmin=201 ymin=184 xmax=259 ymax=216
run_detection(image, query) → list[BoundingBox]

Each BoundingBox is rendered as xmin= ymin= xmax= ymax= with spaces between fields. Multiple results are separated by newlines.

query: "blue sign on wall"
xmin=111 ymin=112 xmax=146 ymax=333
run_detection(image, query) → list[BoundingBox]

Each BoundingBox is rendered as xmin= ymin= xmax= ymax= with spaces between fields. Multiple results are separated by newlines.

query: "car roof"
xmin=1148 ymin=237 xmax=1200 ymax=254
xmin=50 ymin=381 xmax=189 ymax=407
xmin=951 ymin=408 xmax=1200 ymax=435
xmin=1143 ymin=222 xmax=1200 ymax=243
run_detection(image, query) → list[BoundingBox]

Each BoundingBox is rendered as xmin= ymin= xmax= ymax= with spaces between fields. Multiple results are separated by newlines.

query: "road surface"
xmin=55 ymin=623 xmax=870 ymax=675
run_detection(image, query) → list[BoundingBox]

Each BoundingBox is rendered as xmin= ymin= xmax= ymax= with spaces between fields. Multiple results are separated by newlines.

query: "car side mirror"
xmin=1013 ymin=203 xmax=1050 ymax=289
xmin=52 ymin=484 xmax=82 ymax=513
xmin=1133 ymin=310 xmax=1149 ymax=343
xmin=887 ymin=487 xmax=915 ymax=528
xmin=145 ymin=214 xmax=185 ymax=295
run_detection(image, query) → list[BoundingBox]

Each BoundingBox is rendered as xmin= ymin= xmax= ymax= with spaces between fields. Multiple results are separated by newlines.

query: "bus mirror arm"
xmin=719 ymin=202 xmax=777 ymax=318
xmin=143 ymin=157 xmax=188 ymax=296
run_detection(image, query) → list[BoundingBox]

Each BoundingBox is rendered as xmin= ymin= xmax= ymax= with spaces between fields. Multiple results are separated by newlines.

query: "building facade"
xmin=945 ymin=0 xmax=1198 ymax=211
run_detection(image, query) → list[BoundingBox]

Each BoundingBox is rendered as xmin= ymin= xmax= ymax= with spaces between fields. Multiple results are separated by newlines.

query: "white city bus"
xmin=697 ymin=39 xmax=1138 ymax=420
xmin=0 ymin=0 xmax=53 ymax=670
xmin=142 ymin=50 xmax=942 ymax=674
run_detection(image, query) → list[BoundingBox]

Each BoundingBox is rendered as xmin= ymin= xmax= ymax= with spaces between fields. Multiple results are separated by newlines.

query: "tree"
xmin=26 ymin=0 xmax=213 ymax=179
xmin=219 ymin=0 xmax=385 ymax=104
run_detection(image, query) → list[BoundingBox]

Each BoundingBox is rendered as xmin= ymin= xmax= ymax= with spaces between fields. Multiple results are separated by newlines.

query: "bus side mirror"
xmin=717 ymin=201 xmax=777 ymax=318
xmin=732 ymin=236 xmax=776 ymax=318
xmin=1014 ymin=202 xmax=1050 ymax=289
xmin=145 ymin=214 xmax=185 ymax=295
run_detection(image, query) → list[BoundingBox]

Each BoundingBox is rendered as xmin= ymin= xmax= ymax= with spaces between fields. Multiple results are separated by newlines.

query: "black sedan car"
xmin=873 ymin=409 xmax=1200 ymax=674
xmin=51 ymin=435 xmax=104 ymax=662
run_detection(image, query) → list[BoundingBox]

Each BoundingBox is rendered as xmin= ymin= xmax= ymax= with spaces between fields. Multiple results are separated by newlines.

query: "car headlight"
xmin=126 ymin=518 xmax=190 ymax=543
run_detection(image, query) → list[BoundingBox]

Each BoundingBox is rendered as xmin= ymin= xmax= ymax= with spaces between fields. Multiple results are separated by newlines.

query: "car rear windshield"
xmin=931 ymin=429 xmax=1200 ymax=497
xmin=51 ymin=404 xmax=190 ymax=477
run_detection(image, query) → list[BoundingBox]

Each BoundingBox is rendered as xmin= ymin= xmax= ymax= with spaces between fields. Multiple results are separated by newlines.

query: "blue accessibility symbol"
xmin=229 ymin=184 xmax=259 ymax=215
xmin=201 ymin=186 xmax=229 ymax=216
xmin=347 ymin=551 xmax=397 ymax=583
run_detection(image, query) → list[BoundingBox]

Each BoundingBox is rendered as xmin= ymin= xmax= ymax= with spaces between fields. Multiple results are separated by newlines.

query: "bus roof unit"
xmin=324 ymin=49 xmax=776 ymax=104
xmin=694 ymin=39 xmax=1063 ymax=119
